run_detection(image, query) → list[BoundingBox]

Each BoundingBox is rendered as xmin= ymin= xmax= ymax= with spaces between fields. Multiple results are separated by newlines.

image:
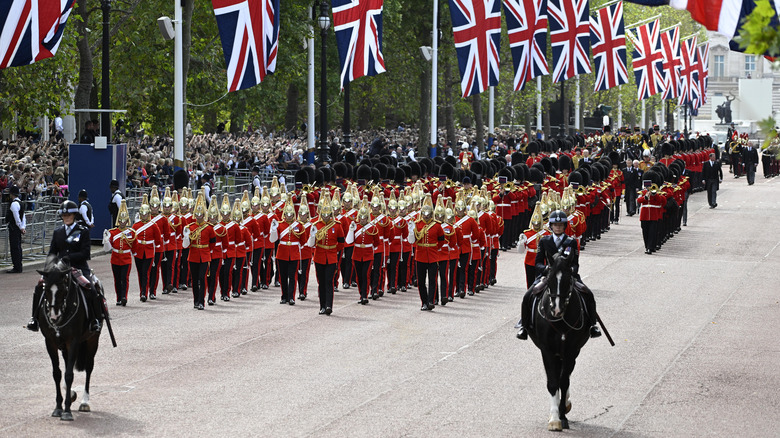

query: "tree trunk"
xmin=229 ymin=95 xmax=246 ymax=133
xmin=543 ymin=96 xmax=551 ymax=139
xmin=204 ymin=109 xmax=217 ymax=133
xmin=472 ymin=94 xmax=484 ymax=153
xmin=285 ymin=82 xmax=299 ymax=132
xmin=418 ymin=67 xmax=431 ymax=157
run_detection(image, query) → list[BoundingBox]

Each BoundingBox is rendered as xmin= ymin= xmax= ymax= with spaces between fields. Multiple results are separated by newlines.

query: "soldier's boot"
xmin=26 ymin=286 xmax=44 ymax=331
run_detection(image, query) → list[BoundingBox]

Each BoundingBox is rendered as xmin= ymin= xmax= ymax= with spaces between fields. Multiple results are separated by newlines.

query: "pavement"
xmin=1 ymin=170 xmax=779 ymax=437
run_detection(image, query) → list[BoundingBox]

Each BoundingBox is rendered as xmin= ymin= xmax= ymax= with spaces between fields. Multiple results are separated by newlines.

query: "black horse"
xmin=528 ymin=250 xmax=590 ymax=431
xmin=34 ymin=255 xmax=102 ymax=421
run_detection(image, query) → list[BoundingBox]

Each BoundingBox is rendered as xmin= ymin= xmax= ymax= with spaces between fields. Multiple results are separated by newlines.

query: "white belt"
xmin=497 ymin=204 xmax=510 ymax=207
xmin=471 ymin=243 xmax=480 ymax=247
xmin=137 ymin=239 xmax=154 ymax=245
xmin=228 ymin=241 xmax=236 ymax=245
xmin=279 ymin=241 xmax=300 ymax=246
xmin=112 ymin=248 xmax=131 ymax=254
xmin=462 ymin=233 xmax=472 ymax=238
xmin=354 ymin=244 xmax=373 ymax=249
xmin=641 ymin=205 xmax=662 ymax=208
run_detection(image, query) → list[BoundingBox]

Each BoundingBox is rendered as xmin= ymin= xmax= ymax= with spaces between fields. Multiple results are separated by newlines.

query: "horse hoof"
xmin=70 ymin=390 xmax=78 ymax=403
xmin=566 ymin=401 xmax=572 ymax=414
xmin=78 ymin=403 xmax=90 ymax=412
xmin=51 ymin=408 xmax=62 ymax=417
xmin=61 ymin=411 xmax=74 ymax=421
xmin=548 ymin=420 xmax=562 ymax=431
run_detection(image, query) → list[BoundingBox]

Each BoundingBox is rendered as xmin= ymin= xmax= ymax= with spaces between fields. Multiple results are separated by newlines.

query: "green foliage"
xmin=734 ymin=0 xmax=780 ymax=58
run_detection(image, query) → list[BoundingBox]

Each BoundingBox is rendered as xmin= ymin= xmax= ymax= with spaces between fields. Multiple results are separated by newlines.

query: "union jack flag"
xmin=659 ymin=27 xmax=681 ymax=99
xmin=548 ymin=0 xmax=591 ymax=83
xmin=332 ymin=0 xmax=386 ymax=90
xmin=212 ymin=0 xmax=280 ymax=92
xmin=696 ymin=42 xmax=709 ymax=105
xmin=503 ymin=0 xmax=548 ymax=91
xmin=630 ymin=18 xmax=664 ymax=100
xmin=589 ymin=2 xmax=626 ymax=92
xmin=0 ymin=0 xmax=74 ymax=70
xmin=677 ymin=35 xmax=699 ymax=107
xmin=449 ymin=0 xmax=502 ymax=97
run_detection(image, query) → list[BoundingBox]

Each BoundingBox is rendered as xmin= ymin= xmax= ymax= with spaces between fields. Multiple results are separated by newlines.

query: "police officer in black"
xmin=27 ymin=200 xmax=103 ymax=333
xmin=6 ymin=186 xmax=26 ymax=273
xmin=516 ymin=210 xmax=600 ymax=340
xmin=77 ymin=189 xmax=94 ymax=228
xmin=108 ymin=179 xmax=123 ymax=227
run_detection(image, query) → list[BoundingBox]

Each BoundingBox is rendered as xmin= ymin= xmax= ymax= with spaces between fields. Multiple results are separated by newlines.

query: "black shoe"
xmin=371 ymin=292 xmax=379 ymax=300
xmin=645 ymin=249 xmax=652 ymax=255
xmin=251 ymin=286 xmax=258 ymax=292
xmin=26 ymin=317 xmax=39 ymax=332
xmin=440 ymin=298 xmax=447 ymax=306
xmin=223 ymin=295 xmax=230 ymax=302
xmin=490 ymin=279 xmax=496 ymax=286
xmin=319 ymin=308 xmax=326 ymax=314
xmin=140 ymin=295 xmax=147 ymax=302
xmin=428 ymin=303 xmax=435 ymax=311
xmin=333 ymin=287 xmax=339 ymax=293
xmin=459 ymin=291 xmax=466 ymax=299
xmin=90 ymin=320 xmax=102 ymax=333
xmin=516 ymin=327 xmax=528 ymax=340
xmin=360 ymin=298 xmax=369 ymax=305
xmin=467 ymin=291 xmax=474 ymax=296
xmin=389 ymin=287 xmax=397 ymax=294
xmin=288 ymin=299 xmax=295 ymax=306
xmin=171 ymin=287 xmax=178 ymax=293
xmin=232 ymin=292 xmax=240 ymax=298
xmin=6 ymin=268 xmax=22 ymax=273
xmin=378 ymin=290 xmax=384 ymax=297
xmin=325 ymin=307 xmax=332 ymax=315
xmin=420 ymin=304 xmax=429 ymax=311
xmin=342 ymin=283 xmax=350 ymax=290
xmin=590 ymin=325 xmax=602 ymax=338
xmin=280 ymin=299 xmax=287 ymax=304
xmin=196 ymin=304 xmax=204 ymax=310
xmin=352 ymin=281 xmax=357 ymax=287
xmin=241 ymin=289 xmax=247 ymax=295
xmin=401 ymin=286 xmax=407 ymax=292
xmin=261 ymin=284 xmax=268 ymax=290
xmin=116 ymin=300 xmax=122 ymax=306
xmin=208 ymin=299 xmax=215 ymax=306
xmin=149 ymin=294 xmax=156 ymax=300
xmin=179 ymin=284 xmax=188 ymax=291
xmin=274 ymin=281 xmax=281 ymax=287
xmin=121 ymin=299 xmax=127 ymax=306
xmin=448 ymin=296 xmax=454 ymax=302
xmin=162 ymin=285 xmax=171 ymax=294
xmin=298 ymin=294 xmax=305 ymax=301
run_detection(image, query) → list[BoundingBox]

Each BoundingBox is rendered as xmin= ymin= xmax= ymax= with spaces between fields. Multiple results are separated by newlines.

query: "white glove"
xmin=271 ymin=219 xmax=278 ymax=229
xmin=349 ymin=222 xmax=357 ymax=232
xmin=102 ymin=230 xmax=111 ymax=251
xmin=182 ymin=227 xmax=191 ymax=248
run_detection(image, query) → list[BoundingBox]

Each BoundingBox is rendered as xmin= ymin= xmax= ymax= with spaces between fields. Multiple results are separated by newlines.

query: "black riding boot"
xmin=86 ymin=287 xmax=102 ymax=333
xmin=516 ymin=289 xmax=534 ymax=340
xmin=581 ymin=289 xmax=601 ymax=338
xmin=27 ymin=285 xmax=43 ymax=331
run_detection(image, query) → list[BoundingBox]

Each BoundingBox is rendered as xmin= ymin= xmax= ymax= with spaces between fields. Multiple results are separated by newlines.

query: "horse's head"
xmin=546 ymin=248 xmax=575 ymax=318
xmin=36 ymin=255 xmax=73 ymax=324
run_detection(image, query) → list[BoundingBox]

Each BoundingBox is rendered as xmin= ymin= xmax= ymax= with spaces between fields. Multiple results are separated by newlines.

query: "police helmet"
xmin=549 ymin=210 xmax=568 ymax=225
xmin=59 ymin=200 xmax=79 ymax=215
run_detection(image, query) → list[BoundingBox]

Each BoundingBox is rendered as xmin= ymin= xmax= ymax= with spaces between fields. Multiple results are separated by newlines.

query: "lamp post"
xmin=317 ymin=0 xmax=331 ymax=164
xmin=101 ymin=0 xmax=111 ymax=142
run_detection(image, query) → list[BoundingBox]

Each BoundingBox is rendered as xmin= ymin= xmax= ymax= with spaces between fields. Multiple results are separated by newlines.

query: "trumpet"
xmin=445 ymin=179 xmax=461 ymax=189
xmin=649 ymin=183 xmax=659 ymax=195
xmin=301 ymin=184 xmax=313 ymax=193
xmin=502 ymin=181 xmax=515 ymax=191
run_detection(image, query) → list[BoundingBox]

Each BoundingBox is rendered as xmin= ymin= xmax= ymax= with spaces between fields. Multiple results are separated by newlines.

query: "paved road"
xmin=2 ymin=172 xmax=779 ymax=437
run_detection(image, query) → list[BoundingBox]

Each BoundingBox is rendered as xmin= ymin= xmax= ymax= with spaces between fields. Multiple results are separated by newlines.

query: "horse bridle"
xmin=41 ymin=271 xmax=80 ymax=337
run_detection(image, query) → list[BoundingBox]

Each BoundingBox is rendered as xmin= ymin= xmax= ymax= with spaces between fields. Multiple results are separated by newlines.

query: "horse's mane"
xmin=41 ymin=254 xmax=70 ymax=276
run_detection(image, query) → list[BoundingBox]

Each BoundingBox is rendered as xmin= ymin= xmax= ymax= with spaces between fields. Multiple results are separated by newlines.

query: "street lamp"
xmin=317 ymin=0 xmax=331 ymax=164
xmin=101 ymin=0 xmax=111 ymax=142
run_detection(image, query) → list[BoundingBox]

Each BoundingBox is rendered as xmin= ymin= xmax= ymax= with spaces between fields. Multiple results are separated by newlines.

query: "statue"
xmin=716 ymin=94 xmax=736 ymax=124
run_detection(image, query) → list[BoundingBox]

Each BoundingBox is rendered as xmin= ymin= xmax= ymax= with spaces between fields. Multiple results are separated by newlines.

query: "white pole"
xmin=617 ymin=92 xmax=623 ymax=128
xmin=430 ymin=0 xmax=438 ymax=149
xmin=536 ymin=76 xmax=542 ymax=132
xmin=307 ymin=9 xmax=315 ymax=153
xmin=641 ymin=99 xmax=646 ymax=130
xmin=575 ymin=78 xmax=580 ymax=130
xmin=42 ymin=116 xmax=50 ymax=141
xmin=173 ymin=0 xmax=184 ymax=168
xmin=489 ymin=86 xmax=495 ymax=137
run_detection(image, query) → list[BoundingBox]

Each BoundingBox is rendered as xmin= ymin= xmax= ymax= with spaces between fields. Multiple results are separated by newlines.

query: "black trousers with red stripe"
xmin=251 ymin=248 xmax=263 ymax=289
xmin=161 ymin=250 xmax=175 ymax=290
xmin=220 ymin=257 xmax=234 ymax=297
xmin=207 ymin=258 xmax=221 ymax=301
xmin=134 ymin=257 xmax=153 ymax=298
xmin=340 ymin=246 xmax=354 ymax=287
xmin=262 ymin=248 xmax=274 ymax=285
xmin=277 ymin=259 xmax=299 ymax=302
xmin=387 ymin=252 xmax=401 ymax=290
xmin=298 ymin=258 xmax=311 ymax=298
xmin=179 ymin=248 xmax=190 ymax=286
xmin=315 ymin=262 xmax=336 ymax=310
xmin=353 ymin=260 xmax=372 ymax=300
xmin=416 ymin=261 xmax=438 ymax=306
xmin=232 ymin=256 xmax=245 ymax=296
xmin=399 ymin=251 xmax=411 ymax=287
xmin=111 ymin=263 xmax=131 ymax=302
xmin=447 ymin=259 xmax=457 ymax=299
xmin=189 ymin=261 xmax=208 ymax=306
xmin=149 ymin=252 xmax=163 ymax=296
xmin=437 ymin=260 xmax=449 ymax=303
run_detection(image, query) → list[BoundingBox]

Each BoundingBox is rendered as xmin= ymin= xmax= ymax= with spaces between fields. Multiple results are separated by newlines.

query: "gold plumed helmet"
xmin=139 ymin=194 xmax=151 ymax=218
xmin=420 ymin=193 xmax=434 ymax=223
xmin=251 ymin=187 xmax=261 ymax=207
xmin=260 ymin=190 xmax=271 ymax=209
xmin=561 ymin=188 xmax=575 ymax=215
xmin=193 ymin=191 xmax=207 ymax=220
xmin=357 ymin=196 xmax=370 ymax=222
xmin=530 ymin=202 xmax=544 ymax=232
xmin=539 ymin=192 xmax=551 ymax=221
xmin=434 ymin=196 xmax=446 ymax=223
xmin=231 ymin=199 xmax=243 ymax=223
xmin=455 ymin=190 xmax=467 ymax=214
xmin=488 ymin=199 xmax=496 ymax=212
xmin=467 ymin=200 xmax=478 ymax=219
xmin=150 ymin=185 xmax=161 ymax=209
xmin=297 ymin=202 xmax=310 ymax=223
xmin=444 ymin=198 xmax=455 ymax=224
xmin=331 ymin=188 xmax=342 ymax=212
xmin=269 ymin=176 xmax=280 ymax=198
xmin=117 ymin=199 xmax=130 ymax=228
xmin=387 ymin=191 xmax=398 ymax=216
xmin=162 ymin=187 xmax=173 ymax=209
xmin=220 ymin=194 xmax=231 ymax=217
xmin=318 ymin=189 xmax=333 ymax=218
xmin=370 ymin=187 xmax=382 ymax=209
xmin=208 ymin=195 xmax=219 ymax=224
xmin=240 ymin=190 xmax=251 ymax=214
xmin=172 ymin=191 xmax=180 ymax=211
xmin=187 ymin=188 xmax=195 ymax=208
xmin=342 ymin=184 xmax=354 ymax=206
xmin=178 ymin=189 xmax=188 ymax=211
xmin=283 ymin=198 xmax=296 ymax=223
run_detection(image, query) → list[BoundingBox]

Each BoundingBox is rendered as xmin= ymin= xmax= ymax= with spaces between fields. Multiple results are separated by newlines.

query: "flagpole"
xmin=536 ymin=76 xmax=542 ymax=134
xmin=625 ymin=14 xmax=661 ymax=31
xmin=596 ymin=0 xmax=621 ymax=8
xmin=430 ymin=0 xmax=439 ymax=152
xmin=617 ymin=87 xmax=623 ymax=129
xmin=659 ymin=22 xmax=681 ymax=33
xmin=307 ymin=6 xmax=316 ymax=163
xmin=641 ymin=99 xmax=646 ymax=130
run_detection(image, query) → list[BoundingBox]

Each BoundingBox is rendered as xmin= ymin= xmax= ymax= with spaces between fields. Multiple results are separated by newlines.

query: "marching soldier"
xmin=270 ymin=201 xmax=303 ymax=305
xmin=249 ymin=188 xmax=265 ymax=291
xmin=408 ymin=194 xmax=445 ymax=310
xmin=297 ymin=203 xmax=314 ymax=301
xmin=519 ymin=203 xmax=547 ymax=289
xmin=231 ymin=199 xmax=249 ymax=298
xmin=131 ymin=194 xmax=163 ymax=302
xmin=386 ymin=192 xmax=407 ymax=295
xmin=307 ymin=191 xmax=345 ymax=315
xmin=103 ymin=200 xmax=134 ymax=306
xmin=345 ymin=198 xmax=379 ymax=304
xmin=148 ymin=186 xmax=171 ymax=297
xmin=177 ymin=189 xmax=193 ymax=291
xmin=183 ymin=192 xmax=216 ymax=310
xmin=206 ymin=195 xmax=226 ymax=305
xmin=219 ymin=195 xmax=237 ymax=301
xmin=161 ymin=188 xmax=180 ymax=294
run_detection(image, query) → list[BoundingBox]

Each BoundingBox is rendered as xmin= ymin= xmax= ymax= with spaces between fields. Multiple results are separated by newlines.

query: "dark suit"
xmin=623 ymin=166 xmax=641 ymax=215
xmin=535 ymin=234 xmax=579 ymax=277
xmin=49 ymin=223 xmax=91 ymax=273
xmin=702 ymin=160 xmax=723 ymax=207
xmin=742 ymin=147 xmax=759 ymax=184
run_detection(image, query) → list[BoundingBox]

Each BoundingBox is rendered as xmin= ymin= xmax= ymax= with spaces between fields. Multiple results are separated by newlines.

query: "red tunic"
xmin=131 ymin=220 xmax=162 ymax=259
xmin=186 ymin=222 xmax=215 ymax=263
xmin=108 ymin=228 xmax=134 ymax=265
xmin=275 ymin=221 xmax=305 ymax=261
xmin=352 ymin=223 xmax=380 ymax=262
xmin=312 ymin=220 xmax=344 ymax=265
xmin=412 ymin=221 xmax=444 ymax=263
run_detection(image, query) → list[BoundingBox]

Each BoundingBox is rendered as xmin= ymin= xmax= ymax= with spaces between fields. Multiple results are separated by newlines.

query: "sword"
xmin=595 ymin=313 xmax=614 ymax=347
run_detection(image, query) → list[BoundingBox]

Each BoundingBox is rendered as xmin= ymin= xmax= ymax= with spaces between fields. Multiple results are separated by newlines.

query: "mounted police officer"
xmin=27 ymin=200 xmax=103 ymax=333
xmin=77 ymin=189 xmax=94 ymax=228
xmin=516 ymin=210 xmax=600 ymax=340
